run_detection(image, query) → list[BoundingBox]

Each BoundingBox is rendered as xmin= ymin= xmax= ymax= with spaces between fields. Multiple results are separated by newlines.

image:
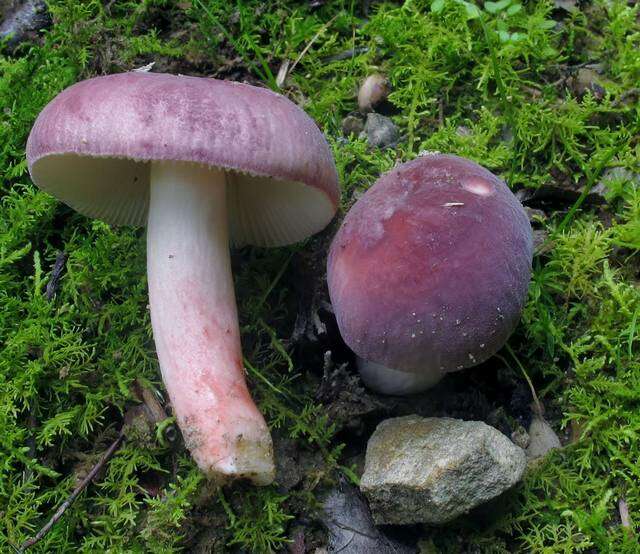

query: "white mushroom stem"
xmin=146 ymin=161 xmax=274 ymax=485
xmin=357 ymin=358 xmax=443 ymax=395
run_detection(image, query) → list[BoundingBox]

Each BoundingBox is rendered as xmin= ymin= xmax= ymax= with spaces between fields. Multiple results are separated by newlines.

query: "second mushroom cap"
xmin=327 ymin=154 xmax=532 ymax=394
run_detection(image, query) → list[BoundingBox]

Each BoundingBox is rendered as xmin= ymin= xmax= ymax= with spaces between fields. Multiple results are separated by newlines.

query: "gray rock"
xmin=591 ymin=167 xmax=639 ymax=200
xmin=360 ymin=415 xmax=526 ymax=525
xmin=321 ymin=481 xmax=414 ymax=553
xmin=524 ymin=206 xmax=547 ymax=226
xmin=501 ymin=124 xmax=514 ymax=145
xmin=526 ymin=415 xmax=561 ymax=461
xmin=554 ymin=0 xmax=578 ymax=12
xmin=533 ymin=229 xmax=549 ymax=254
xmin=510 ymin=424 xmax=530 ymax=450
xmin=342 ymin=113 xmax=365 ymax=136
xmin=572 ymin=67 xmax=606 ymax=99
xmin=363 ymin=113 xmax=398 ymax=149
xmin=1 ymin=0 xmax=50 ymax=52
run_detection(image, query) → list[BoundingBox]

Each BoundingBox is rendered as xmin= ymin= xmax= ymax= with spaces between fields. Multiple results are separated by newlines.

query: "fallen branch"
xmin=18 ymin=432 xmax=124 ymax=553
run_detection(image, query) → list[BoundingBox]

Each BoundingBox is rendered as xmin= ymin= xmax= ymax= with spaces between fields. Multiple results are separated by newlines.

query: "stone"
xmin=360 ymin=415 xmax=526 ymax=525
xmin=511 ymin=424 xmax=530 ymax=450
xmin=363 ymin=113 xmax=398 ymax=149
xmin=554 ymin=0 xmax=578 ymax=12
xmin=526 ymin=415 xmax=561 ymax=461
xmin=591 ymin=167 xmax=639 ymax=200
xmin=341 ymin=113 xmax=365 ymax=136
xmin=524 ymin=206 xmax=547 ymax=226
xmin=572 ymin=67 xmax=606 ymax=99
xmin=533 ymin=228 xmax=549 ymax=253
xmin=0 ymin=0 xmax=50 ymax=52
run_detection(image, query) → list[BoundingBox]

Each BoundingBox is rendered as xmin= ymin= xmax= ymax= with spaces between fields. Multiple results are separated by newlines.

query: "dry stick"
xmin=18 ymin=432 xmax=125 ymax=553
xmin=132 ymin=379 xmax=177 ymax=445
xmin=133 ymin=378 xmax=168 ymax=424
xmin=45 ymin=251 xmax=68 ymax=301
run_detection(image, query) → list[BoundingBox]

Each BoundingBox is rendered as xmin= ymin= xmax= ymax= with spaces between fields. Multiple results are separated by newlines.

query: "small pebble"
xmin=358 ymin=74 xmax=390 ymax=112
xmin=362 ymin=113 xmax=398 ymax=149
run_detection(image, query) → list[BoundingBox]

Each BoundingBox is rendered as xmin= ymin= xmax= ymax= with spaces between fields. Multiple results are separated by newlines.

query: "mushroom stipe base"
xmin=357 ymin=358 xmax=444 ymax=395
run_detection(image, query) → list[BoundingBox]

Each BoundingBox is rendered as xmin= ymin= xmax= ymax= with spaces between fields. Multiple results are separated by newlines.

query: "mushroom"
xmin=27 ymin=72 xmax=340 ymax=484
xmin=327 ymin=154 xmax=532 ymax=395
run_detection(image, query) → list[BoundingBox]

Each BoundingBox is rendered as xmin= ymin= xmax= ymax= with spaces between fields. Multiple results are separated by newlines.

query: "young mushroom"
xmin=27 ymin=72 xmax=340 ymax=485
xmin=327 ymin=154 xmax=532 ymax=395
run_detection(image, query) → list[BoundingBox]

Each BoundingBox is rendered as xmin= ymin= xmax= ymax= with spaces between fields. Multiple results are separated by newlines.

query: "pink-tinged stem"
xmin=146 ymin=161 xmax=275 ymax=485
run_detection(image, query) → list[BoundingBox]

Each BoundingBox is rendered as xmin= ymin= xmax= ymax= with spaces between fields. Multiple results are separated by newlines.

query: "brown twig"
xmin=18 ymin=432 xmax=124 ymax=552
xmin=131 ymin=379 xmax=177 ymax=445
xmin=45 ymin=251 xmax=68 ymax=301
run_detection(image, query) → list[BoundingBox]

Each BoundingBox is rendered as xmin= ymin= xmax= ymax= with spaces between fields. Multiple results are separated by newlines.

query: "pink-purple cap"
xmin=27 ymin=72 xmax=340 ymax=246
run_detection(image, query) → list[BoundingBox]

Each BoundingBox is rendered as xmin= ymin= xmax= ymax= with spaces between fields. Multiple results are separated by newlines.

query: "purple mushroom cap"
xmin=27 ymin=72 xmax=339 ymax=246
xmin=327 ymin=154 xmax=533 ymax=385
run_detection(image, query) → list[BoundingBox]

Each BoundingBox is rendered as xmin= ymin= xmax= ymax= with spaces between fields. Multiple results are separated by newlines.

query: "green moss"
xmin=1 ymin=0 xmax=639 ymax=551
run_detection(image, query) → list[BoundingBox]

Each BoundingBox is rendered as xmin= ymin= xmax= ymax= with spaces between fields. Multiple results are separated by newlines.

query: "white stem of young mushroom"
xmin=146 ymin=161 xmax=274 ymax=485
xmin=357 ymin=358 xmax=443 ymax=395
